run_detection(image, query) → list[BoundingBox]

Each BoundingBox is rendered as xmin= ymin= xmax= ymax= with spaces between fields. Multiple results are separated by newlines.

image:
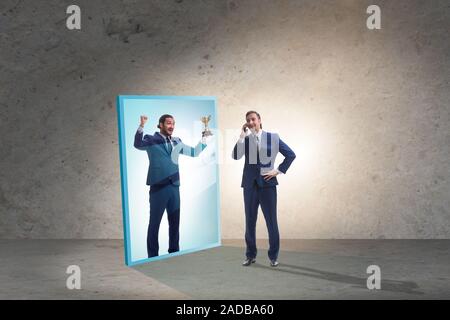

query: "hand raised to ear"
xmin=240 ymin=123 xmax=249 ymax=139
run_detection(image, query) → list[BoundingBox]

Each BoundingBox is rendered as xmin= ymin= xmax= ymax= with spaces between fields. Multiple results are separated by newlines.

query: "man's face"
xmin=160 ymin=117 xmax=175 ymax=136
xmin=246 ymin=113 xmax=261 ymax=131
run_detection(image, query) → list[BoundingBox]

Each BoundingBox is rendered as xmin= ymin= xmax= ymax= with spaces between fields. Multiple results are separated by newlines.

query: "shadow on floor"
xmin=252 ymin=262 xmax=423 ymax=295
xmin=133 ymin=246 xmax=424 ymax=299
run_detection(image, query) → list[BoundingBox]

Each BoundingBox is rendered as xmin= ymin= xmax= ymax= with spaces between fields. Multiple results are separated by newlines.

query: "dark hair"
xmin=245 ymin=110 xmax=262 ymax=129
xmin=157 ymin=114 xmax=174 ymax=129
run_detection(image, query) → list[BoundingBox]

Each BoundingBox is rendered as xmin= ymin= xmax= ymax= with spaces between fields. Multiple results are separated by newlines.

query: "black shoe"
xmin=270 ymin=260 xmax=279 ymax=267
xmin=242 ymin=258 xmax=256 ymax=266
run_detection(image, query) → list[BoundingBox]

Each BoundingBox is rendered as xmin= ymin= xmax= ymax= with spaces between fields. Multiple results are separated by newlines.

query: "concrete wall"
xmin=1 ymin=0 xmax=449 ymax=239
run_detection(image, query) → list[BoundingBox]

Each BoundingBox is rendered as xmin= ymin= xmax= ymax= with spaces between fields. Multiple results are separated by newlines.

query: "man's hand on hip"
xmin=263 ymin=169 xmax=279 ymax=181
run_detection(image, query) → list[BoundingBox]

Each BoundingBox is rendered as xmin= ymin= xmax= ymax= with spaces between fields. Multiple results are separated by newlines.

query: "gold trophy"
xmin=201 ymin=115 xmax=213 ymax=137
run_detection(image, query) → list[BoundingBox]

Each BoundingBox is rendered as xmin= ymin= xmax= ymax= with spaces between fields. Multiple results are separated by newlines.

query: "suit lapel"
xmin=265 ymin=131 xmax=272 ymax=157
xmin=155 ymin=132 xmax=171 ymax=156
xmin=260 ymin=131 xmax=266 ymax=149
xmin=260 ymin=131 xmax=272 ymax=161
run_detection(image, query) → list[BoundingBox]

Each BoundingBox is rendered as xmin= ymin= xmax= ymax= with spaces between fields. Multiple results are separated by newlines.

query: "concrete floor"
xmin=0 ymin=239 xmax=449 ymax=299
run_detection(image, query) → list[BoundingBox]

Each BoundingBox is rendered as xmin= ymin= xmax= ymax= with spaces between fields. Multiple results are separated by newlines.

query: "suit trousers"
xmin=243 ymin=181 xmax=279 ymax=261
xmin=147 ymin=184 xmax=180 ymax=257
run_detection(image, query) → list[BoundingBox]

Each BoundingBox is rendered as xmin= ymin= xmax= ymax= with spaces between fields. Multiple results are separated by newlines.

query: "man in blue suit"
xmin=232 ymin=111 xmax=296 ymax=267
xmin=134 ymin=114 xmax=207 ymax=258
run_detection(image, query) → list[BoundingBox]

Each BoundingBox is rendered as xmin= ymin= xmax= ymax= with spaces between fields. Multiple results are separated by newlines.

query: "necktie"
xmin=166 ymin=137 xmax=172 ymax=153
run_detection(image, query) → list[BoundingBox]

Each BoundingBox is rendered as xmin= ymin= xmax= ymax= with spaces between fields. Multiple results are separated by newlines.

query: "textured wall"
xmin=0 ymin=0 xmax=449 ymax=239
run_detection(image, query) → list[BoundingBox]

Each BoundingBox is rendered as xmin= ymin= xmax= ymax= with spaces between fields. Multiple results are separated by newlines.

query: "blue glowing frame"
xmin=116 ymin=95 xmax=221 ymax=266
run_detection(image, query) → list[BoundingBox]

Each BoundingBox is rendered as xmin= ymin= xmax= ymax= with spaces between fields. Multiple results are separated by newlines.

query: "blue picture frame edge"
xmin=116 ymin=95 xmax=222 ymax=266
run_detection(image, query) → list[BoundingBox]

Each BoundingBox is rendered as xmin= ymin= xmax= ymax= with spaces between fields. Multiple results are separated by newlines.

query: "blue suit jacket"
xmin=134 ymin=130 xmax=206 ymax=186
xmin=232 ymin=131 xmax=296 ymax=188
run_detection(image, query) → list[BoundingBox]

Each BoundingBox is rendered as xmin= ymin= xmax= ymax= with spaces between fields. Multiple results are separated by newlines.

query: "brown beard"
xmin=161 ymin=128 xmax=173 ymax=137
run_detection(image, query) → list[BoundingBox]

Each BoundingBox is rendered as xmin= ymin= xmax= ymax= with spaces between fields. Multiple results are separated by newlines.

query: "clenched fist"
xmin=140 ymin=115 xmax=148 ymax=127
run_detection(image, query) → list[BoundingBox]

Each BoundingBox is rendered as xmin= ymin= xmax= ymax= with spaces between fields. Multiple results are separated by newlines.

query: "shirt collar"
xmin=157 ymin=131 xmax=171 ymax=140
xmin=252 ymin=129 xmax=262 ymax=140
